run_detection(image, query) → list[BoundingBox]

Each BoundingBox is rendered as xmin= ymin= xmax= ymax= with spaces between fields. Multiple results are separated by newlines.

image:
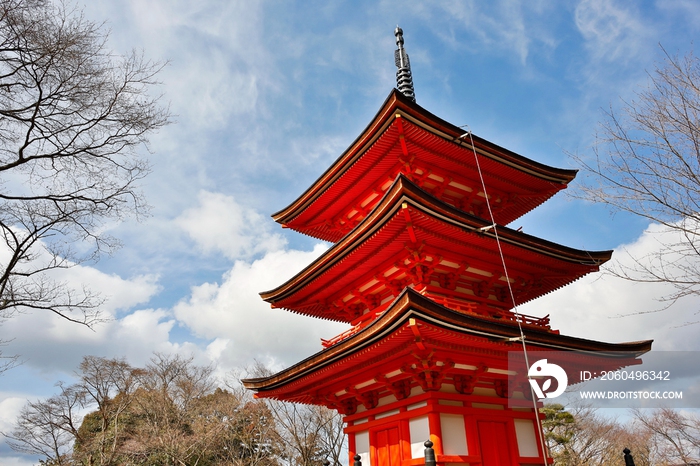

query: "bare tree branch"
xmin=541 ymin=403 xmax=653 ymax=466
xmin=571 ymin=46 xmax=700 ymax=303
xmin=4 ymin=382 xmax=86 ymax=465
xmin=633 ymin=407 xmax=700 ymax=464
xmin=250 ymin=362 xmax=346 ymax=466
xmin=0 ymin=0 xmax=169 ymax=370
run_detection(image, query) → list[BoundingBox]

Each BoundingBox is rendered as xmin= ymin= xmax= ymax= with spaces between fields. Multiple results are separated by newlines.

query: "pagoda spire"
xmin=394 ymin=26 xmax=416 ymax=102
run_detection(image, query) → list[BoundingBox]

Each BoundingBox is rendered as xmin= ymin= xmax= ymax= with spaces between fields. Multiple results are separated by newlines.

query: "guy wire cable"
xmin=459 ymin=125 xmax=550 ymax=463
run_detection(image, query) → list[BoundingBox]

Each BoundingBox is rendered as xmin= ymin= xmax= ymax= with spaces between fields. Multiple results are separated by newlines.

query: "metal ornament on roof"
xmin=394 ymin=26 xmax=416 ymax=102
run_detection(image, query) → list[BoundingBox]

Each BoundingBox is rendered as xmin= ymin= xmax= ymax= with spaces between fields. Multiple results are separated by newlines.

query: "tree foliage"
xmin=250 ymin=362 xmax=346 ymax=466
xmin=16 ymin=358 xmax=700 ymax=466
xmin=541 ymin=403 xmax=700 ymax=465
xmin=541 ymin=403 xmax=652 ymax=466
xmin=0 ymin=0 xmax=169 ymax=369
xmin=265 ymin=401 xmax=345 ymax=466
xmin=4 ymin=354 xmax=345 ymax=466
xmin=574 ymin=48 xmax=700 ymax=302
xmin=5 ymin=382 xmax=84 ymax=465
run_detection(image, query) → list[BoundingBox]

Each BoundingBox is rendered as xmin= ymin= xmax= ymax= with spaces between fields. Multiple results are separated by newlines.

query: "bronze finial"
xmin=394 ymin=26 xmax=416 ymax=102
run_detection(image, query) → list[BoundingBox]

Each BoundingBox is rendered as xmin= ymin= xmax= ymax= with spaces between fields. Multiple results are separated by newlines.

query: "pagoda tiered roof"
xmin=261 ymin=175 xmax=612 ymax=331
xmin=247 ymin=32 xmax=655 ymax=466
xmin=273 ymin=89 xmax=578 ymax=243
xmin=244 ymin=288 xmax=652 ymax=409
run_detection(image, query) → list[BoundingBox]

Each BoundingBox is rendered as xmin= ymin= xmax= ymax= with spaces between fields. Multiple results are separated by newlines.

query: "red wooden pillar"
xmin=427 ymin=410 xmax=443 ymax=460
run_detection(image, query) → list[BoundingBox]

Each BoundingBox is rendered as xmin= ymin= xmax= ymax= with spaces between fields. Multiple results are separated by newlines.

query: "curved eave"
xmin=272 ymin=89 xmax=577 ymax=227
xmin=261 ymin=175 xmax=611 ymax=309
xmin=243 ymin=288 xmax=652 ymax=393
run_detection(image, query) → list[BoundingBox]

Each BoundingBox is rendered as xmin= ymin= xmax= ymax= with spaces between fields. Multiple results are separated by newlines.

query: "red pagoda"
xmin=243 ymin=28 xmax=651 ymax=466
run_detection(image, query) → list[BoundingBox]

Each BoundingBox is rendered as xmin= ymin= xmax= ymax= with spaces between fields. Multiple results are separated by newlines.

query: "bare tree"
xmin=264 ymin=401 xmax=346 ymax=466
xmin=316 ymin=405 xmax=346 ymax=466
xmin=126 ymin=353 xmax=220 ymax=465
xmin=5 ymin=382 xmax=85 ymax=465
xmin=5 ymin=356 xmax=141 ymax=466
xmin=196 ymin=381 xmax=282 ymax=466
xmin=633 ymin=407 xmax=700 ymax=464
xmin=573 ymin=48 xmax=700 ymax=303
xmin=541 ymin=403 xmax=653 ymax=466
xmin=251 ymin=363 xmax=346 ymax=466
xmin=5 ymin=354 xmax=217 ymax=466
xmin=72 ymin=356 xmax=141 ymax=466
xmin=6 ymin=355 xmax=339 ymax=465
xmin=0 ymin=0 xmax=169 ymax=366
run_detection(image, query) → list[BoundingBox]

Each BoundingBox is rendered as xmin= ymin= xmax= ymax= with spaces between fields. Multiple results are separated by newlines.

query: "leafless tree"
xmin=128 ymin=353 xmax=216 ymax=465
xmin=316 ymin=405 xmax=346 ymax=466
xmin=572 ymin=48 xmax=700 ymax=303
xmin=264 ymin=401 xmax=346 ymax=466
xmin=541 ymin=403 xmax=653 ymax=466
xmin=207 ymin=378 xmax=283 ymax=466
xmin=6 ymin=355 xmax=338 ymax=465
xmin=0 ymin=0 xmax=169 ymax=368
xmin=633 ymin=407 xmax=700 ymax=464
xmin=5 ymin=354 xmax=217 ymax=465
xmin=4 ymin=382 xmax=85 ymax=465
xmin=250 ymin=362 xmax=346 ymax=466
xmin=5 ymin=356 xmax=141 ymax=466
xmin=72 ymin=356 xmax=140 ymax=466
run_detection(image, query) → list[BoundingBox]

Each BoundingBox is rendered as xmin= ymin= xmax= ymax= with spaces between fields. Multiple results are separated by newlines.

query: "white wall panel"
xmin=440 ymin=413 xmax=468 ymax=456
xmin=514 ymin=419 xmax=539 ymax=457
xmin=409 ymin=416 xmax=430 ymax=459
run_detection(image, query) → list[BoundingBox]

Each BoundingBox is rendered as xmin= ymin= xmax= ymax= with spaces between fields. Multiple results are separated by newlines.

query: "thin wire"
xmin=460 ymin=126 xmax=550 ymax=463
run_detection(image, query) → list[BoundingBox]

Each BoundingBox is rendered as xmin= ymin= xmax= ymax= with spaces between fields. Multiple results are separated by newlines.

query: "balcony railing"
xmin=321 ymin=294 xmax=556 ymax=349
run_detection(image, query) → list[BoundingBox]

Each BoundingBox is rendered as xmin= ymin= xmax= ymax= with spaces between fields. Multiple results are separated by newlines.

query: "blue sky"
xmin=2 ymin=1 xmax=700 ymax=464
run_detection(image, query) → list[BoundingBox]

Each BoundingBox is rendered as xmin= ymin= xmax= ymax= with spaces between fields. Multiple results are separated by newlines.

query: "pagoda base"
xmin=346 ymin=388 xmax=546 ymax=466
xmin=244 ymin=290 xmax=650 ymax=465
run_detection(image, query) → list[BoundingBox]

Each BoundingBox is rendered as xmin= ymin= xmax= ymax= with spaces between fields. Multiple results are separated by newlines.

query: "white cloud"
xmin=114 ymin=309 xmax=179 ymax=355
xmin=0 ymin=457 xmax=34 ymax=466
xmin=0 ymin=188 xmax=327 ymax=379
xmin=520 ymin=222 xmax=700 ymax=351
xmin=173 ymin=244 xmax=347 ymax=370
xmin=574 ymin=0 xmax=650 ymax=64
xmin=4 ymin=307 xmax=173 ymax=373
xmin=0 ymin=228 xmax=160 ymax=315
xmin=64 ymin=269 xmax=160 ymax=316
xmin=0 ymin=395 xmax=43 ymax=465
xmin=121 ymin=1 xmax=273 ymax=130
xmin=0 ymin=396 xmax=25 ymax=434
xmin=0 ymin=259 xmax=164 ymax=374
xmin=0 ymin=229 xmax=162 ymax=372
xmin=175 ymin=190 xmax=286 ymax=260
xmin=417 ymin=0 xmax=558 ymax=66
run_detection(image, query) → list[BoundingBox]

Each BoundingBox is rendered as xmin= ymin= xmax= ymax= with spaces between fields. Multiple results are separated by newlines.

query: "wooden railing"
xmin=321 ymin=295 xmax=557 ymax=349
xmin=321 ymin=309 xmax=386 ymax=348
xmin=429 ymin=295 xmax=556 ymax=332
